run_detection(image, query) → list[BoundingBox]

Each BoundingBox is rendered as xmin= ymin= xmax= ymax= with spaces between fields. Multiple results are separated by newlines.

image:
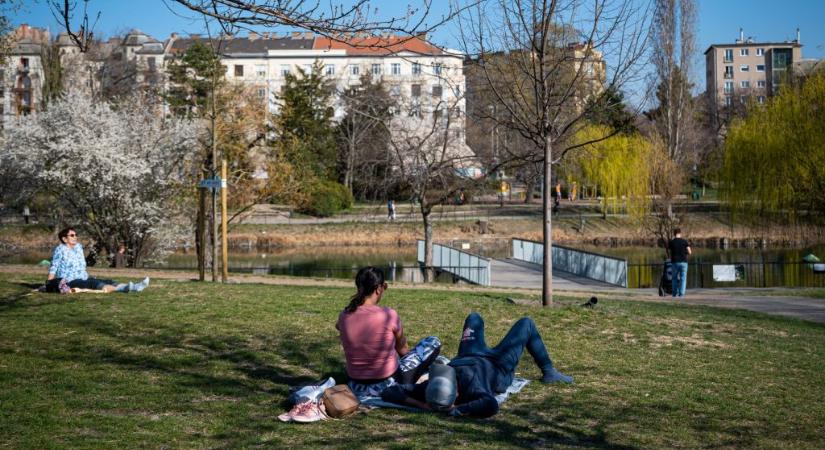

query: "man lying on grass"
xmin=44 ymin=227 xmax=149 ymax=294
xmin=382 ymin=312 xmax=573 ymax=418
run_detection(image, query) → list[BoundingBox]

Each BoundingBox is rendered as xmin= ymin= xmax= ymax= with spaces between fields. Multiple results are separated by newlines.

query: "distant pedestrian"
xmin=569 ymin=182 xmax=578 ymax=202
xmin=668 ymin=228 xmax=692 ymax=297
xmin=555 ymin=182 xmax=561 ymax=200
xmin=113 ymin=244 xmax=127 ymax=268
xmin=22 ymin=206 xmax=31 ymax=224
xmin=387 ymin=199 xmax=396 ymax=221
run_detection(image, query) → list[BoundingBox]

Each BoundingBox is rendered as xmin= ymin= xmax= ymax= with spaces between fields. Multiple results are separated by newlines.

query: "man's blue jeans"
xmin=672 ymin=262 xmax=688 ymax=297
xmin=457 ymin=312 xmax=554 ymax=390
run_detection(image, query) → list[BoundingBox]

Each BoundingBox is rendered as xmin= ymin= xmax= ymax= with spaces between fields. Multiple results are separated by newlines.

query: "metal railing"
xmin=417 ymin=240 xmax=491 ymax=286
xmin=628 ymin=261 xmax=825 ymax=289
xmin=511 ymin=238 xmax=628 ymax=287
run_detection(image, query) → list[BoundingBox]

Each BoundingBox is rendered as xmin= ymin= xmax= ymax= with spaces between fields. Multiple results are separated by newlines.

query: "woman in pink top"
xmin=337 ymin=267 xmax=441 ymax=395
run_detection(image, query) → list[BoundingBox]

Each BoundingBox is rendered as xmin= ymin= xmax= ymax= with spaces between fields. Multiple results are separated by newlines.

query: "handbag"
xmin=322 ymin=384 xmax=360 ymax=418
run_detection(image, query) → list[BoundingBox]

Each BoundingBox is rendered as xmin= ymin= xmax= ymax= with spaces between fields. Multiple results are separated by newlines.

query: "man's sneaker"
xmin=130 ymin=277 xmax=150 ymax=293
xmin=541 ymin=368 xmax=574 ymax=384
xmin=290 ymin=401 xmax=326 ymax=423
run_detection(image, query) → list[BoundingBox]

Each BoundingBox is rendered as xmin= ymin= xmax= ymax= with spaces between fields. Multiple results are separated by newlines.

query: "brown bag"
xmin=322 ymin=384 xmax=360 ymax=418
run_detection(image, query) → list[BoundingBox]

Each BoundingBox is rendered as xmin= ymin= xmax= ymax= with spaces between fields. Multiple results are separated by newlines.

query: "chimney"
xmin=291 ymin=32 xmax=301 ymax=39
xmin=304 ymin=31 xmax=313 ymax=40
xmin=796 ymin=28 xmax=800 ymax=44
xmin=249 ymin=31 xmax=259 ymax=41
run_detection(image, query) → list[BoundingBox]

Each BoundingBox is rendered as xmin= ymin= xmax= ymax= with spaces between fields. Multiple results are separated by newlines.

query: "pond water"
xmin=5 ymin=242 xmax=824 ymax=288
xmin=577 ymin=244 xmax=825 ymax=289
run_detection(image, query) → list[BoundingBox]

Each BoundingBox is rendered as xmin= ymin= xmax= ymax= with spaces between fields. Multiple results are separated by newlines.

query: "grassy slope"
xmin=0 ymin=274 xmax=823 ymax=449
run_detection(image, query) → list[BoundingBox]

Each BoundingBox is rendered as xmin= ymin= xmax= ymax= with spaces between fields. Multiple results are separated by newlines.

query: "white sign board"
xmin=712 ymin=265 xmax=737 ymax=282
xmin=813 ymin=263 xmax=825 ymax=273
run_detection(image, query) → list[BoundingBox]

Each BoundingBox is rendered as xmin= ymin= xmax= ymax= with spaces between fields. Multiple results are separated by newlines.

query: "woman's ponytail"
xmin=345 ymin=266 xmax=385 ymax=313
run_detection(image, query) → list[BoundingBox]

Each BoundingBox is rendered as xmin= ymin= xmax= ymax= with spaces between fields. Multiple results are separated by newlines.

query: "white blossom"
xmin=1 ymin=90 xmax=204 ymax=264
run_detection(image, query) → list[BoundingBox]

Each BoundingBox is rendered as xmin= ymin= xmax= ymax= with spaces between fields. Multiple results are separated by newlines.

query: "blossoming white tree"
xmin=1 ymin=90 xmax=203 ymax=266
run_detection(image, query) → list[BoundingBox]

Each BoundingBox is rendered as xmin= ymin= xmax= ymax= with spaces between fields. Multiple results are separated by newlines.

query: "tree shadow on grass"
xmin=46 ymin=314 xmax=346 ymax=404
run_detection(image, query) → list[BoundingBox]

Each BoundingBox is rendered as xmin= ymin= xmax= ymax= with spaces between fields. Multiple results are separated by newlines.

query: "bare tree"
xmin=169 ymin=0 xmax=469 ymax=41
xmin=335 ymin=73 xmax=393 ymax=197
xmin=648 ymin=0 xmax=697 ymax=218
xmin=48 ymin=0 xmax=100 ymax=52
xmin=382 ymin=94 xmax=479 ymax=281
xmin=457 ymin=0 xmax=652 ymax=305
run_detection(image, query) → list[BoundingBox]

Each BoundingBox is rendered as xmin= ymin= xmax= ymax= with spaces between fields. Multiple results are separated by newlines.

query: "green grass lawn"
xmin=0 ymin=273 xmax=823 ymax=449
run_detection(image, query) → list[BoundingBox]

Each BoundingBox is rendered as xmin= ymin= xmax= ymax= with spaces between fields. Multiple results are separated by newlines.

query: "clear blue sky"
xmin=13 ymin=0 xmax=825 ymax=58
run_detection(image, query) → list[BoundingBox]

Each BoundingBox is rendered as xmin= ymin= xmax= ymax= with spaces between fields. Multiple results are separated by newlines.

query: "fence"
xmin=628 ymin=261 xmax=825 ymax=289
xmin=417 ymin=240 xmax=492 ymax=286
xmin=511 ymin=238 xmax=628 ymax=287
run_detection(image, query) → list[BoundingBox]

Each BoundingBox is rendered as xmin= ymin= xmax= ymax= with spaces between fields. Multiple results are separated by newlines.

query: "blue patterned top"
xmin=49 ymin=243 xmax=88 ymax=282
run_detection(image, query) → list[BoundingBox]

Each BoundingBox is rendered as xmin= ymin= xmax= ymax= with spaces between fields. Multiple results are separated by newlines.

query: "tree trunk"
xmin=524 ymin=180 xmax=534 ymax=203
xmin=196 ymin=172 xmax=208 ymax=281
xmin=422 ymin=206 xmax=434 ymax=283
xmin=542 ymin=136 xmax=553 ymax=306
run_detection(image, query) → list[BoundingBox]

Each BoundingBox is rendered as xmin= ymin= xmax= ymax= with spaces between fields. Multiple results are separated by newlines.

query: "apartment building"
xmin=705 ymin=29 xmax=802 ymax=107
xmin=0 ymin=24 xmax=48 ymax=127
xmin=167 ymin=32 xmax=465 ymax=124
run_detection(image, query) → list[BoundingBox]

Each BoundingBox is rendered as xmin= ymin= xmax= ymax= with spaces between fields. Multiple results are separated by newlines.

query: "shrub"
xmin=299 ymin=181 xmax=353 ymax=217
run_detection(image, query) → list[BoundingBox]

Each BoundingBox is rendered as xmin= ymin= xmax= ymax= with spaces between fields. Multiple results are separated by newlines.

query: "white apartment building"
xmin=0 ymin=25 xmax=48 ymax=128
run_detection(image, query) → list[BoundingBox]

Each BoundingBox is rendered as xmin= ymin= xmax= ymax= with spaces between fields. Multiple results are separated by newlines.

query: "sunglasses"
xmin=67 ymin=233 xmax=77 ymax=237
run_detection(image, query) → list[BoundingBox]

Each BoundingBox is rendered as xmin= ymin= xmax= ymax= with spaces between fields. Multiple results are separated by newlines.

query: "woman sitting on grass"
xmin=336 ymin=266 xmax=441 ymax=397
xmin=45 ymin=227 xmax=149 ymax=294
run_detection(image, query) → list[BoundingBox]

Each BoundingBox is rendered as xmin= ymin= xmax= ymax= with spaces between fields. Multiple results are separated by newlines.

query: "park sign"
xmin=199 ymin=177 xmax=225 ymax=192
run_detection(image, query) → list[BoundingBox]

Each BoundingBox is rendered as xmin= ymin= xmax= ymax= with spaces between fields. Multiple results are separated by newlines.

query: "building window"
xmin=411 ymin=84 xmax=421 ymax=97
xmin=371 ymin=64 xmax=382 ymax=75
xmin=257 ymin=88 xmax=266 ymax=99
xmin=724 ymin=49 xmax=734 ymax=62
xmin=724 ymin=81 xmax=734 ymax=94
xmin=389 ymin=85 xmax=401 ymax=96
xmin=756 ymin=64 xmax=765 ymax=72
xmin=740 ymin=95 xmax=748 ymax=104
xmin=433 ymin=63 xmax=442 ymax=76
xmin=432 ymin=85 xmax=443 ymax=97
xmin=256 ymin=65 xmax=266 ymax=78
xmin=757 ymin=80 xmax=766 ymax=88
xmin=724 ymin=66 xmax=733 ymax=78
xmin=302 ymin=64 xmax=312 ymax=74
xmin=20 ymin=57 xmax=29 ymax=69
xmin=391 ymin=63 xmax=401 ymax=75
xmin=740 ymin=65 xmax=749 ymax=72
xmin=453 ymin=106 xmax=462 ymax=118
xmin=740 ymin=48 xmax=749 ymax=56
xmin=724 ymin=96 xmax=732 ymax=106
xmin=0 ymin=87 xmax=4 ymax=98
xmin=234 ymin=65 xmax=244 ymax=77
xmin=325 ymin=64 xmax=335 ymax=75
xmin=412 ymin=62 xmax=421 ymax=75
xmin=350 ymin=64 xmax=359 ymax=76
xmin=740 ymin=80 xmax=750 ymax=88
xmin=453 ymin=86 xmax=461 ymax=97
xmin=757 ymin=95 xmax=765 ymax=104
xmin=147 ymin=57 xmax=156 ymax=72
xmin=756 ymin=48 xmax=764 ymax=56
xmin=280 ymin=65 xmax=290 ymax=76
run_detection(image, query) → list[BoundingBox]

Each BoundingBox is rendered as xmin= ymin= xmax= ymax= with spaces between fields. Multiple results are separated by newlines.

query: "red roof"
xmin=313 ymin=35 xmax=444 ymax=56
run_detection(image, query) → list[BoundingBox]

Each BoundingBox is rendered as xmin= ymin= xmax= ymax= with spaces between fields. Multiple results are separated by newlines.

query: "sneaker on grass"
xmin=130 ymin=277 xmax=150 ymax=293
xmin=290 ymin=401 xmax=326 ymax=423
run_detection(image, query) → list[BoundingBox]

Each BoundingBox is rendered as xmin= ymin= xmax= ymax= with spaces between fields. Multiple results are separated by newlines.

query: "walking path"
xmin=1 ymin=264 xmax=822 ymax=325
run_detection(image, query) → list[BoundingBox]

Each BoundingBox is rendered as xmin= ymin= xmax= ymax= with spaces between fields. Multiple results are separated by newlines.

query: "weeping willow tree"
xmin=572 ymin=125 xmax=652 ymax=219
xmin=722 ymin=75 xmax=825 ymax=224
